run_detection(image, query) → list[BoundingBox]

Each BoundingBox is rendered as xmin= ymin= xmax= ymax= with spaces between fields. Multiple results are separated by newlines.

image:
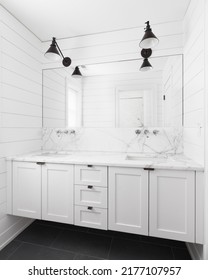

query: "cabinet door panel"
xmin=13 ymin=161 xmax=41 ymax=219
xmin=150 ymin=170 xmax=195 ymax=242
xmin=42 ymin=164 xmax=74 ymax=224
xmin=109 ymin=167 xmax=148 ymax=235
xmin=75 ymin=185 xmax=107 ymax=208
xmin=75 ymin=206 xmax=107 ymax=230
xmin=75 ymin=165 xmax=107 ymax=187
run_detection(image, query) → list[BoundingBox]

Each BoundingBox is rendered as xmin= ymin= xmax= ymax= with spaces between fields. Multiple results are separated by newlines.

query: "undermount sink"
xmin=125 ymin=154 xmax=167 ymax=161
xmin=34 ymin=152 xmax=73 ymax=157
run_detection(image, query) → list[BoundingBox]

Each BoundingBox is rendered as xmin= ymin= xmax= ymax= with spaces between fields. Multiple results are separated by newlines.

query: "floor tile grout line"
xmin=106 ymin=237 xmax=114 ymax=260
xmin=11 ymin=221 xmax=191 ymax=260
xmin=11 ymin=239 xmax=77 ymax=256
xmin=7 ymin=241 xmax=24 ymax=260
xmin=170 ymin=247 xmax=176 ymax=260
xmin=48 ymin=228 xmax=65 ymax=248
xmin=32 ymin=221 xmax=187 ymax=249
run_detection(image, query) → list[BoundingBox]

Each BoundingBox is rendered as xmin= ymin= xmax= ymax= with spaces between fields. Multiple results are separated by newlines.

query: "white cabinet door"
xmin=13 ymin=161 xmax=41 ymax=219
xmin=109 ymin=167 xmax=148 ymax=235
xmin=150 ymin=170 xmax=195 ymax=242
xmin=42 ymin=163 xmax=74 ymax=224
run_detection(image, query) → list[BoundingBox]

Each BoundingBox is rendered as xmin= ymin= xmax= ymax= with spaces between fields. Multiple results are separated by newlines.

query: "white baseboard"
xmin=0 ymin=217 xmax=33 ymax=251
xmin=186 ymin=243 xmax=203 ymax=260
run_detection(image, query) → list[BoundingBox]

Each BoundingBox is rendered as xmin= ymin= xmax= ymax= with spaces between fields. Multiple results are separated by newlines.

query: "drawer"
xmin=75 ymin=165 xmax=107 ymax=187
xmin=75 ymin=185 xmax=107 ymax=208
xmin=75 ymin=205 xmax=107 ymax=230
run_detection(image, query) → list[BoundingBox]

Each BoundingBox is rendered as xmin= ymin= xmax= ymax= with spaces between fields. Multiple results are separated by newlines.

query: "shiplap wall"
xmin=82 ymin=72 xmax=162 ymax=127
xmin=42 ymin=21 xmax=183 ymax=69
xmin=0 ymin=5 xmax=42 ymax=249
xmin=162 ymin=55 xmax=183 ymax=127
xmin=43 ymin=69 xmax=66 ymax=127
xmin=43 ymin=68 xmax=82 ymax=127
xmin=183 ymin=0 xmax=205 ymax=165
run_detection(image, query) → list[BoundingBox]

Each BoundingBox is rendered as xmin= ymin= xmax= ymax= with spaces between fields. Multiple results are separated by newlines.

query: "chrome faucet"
xmin=135 ymin=129 xmax=142 ymax=135
xmin=153 ymin=129 xmax=159 ymax=135
xmin=56 ymin=129 xmax=76 ymax=136
xmin=70 ymin=129 xmax=76 ymax=135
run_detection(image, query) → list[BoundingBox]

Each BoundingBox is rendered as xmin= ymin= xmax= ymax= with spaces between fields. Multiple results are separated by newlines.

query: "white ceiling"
xmin=0 ymin=0 xmax=190 ymax=42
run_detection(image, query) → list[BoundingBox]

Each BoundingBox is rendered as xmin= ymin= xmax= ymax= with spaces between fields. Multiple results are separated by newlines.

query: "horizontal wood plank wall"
xmin=162 ymin=55 xmax=183 ymax=127
xmin=41 ymin=21 xmax=183 ymax=69
xmin=0 ymin=5 xmax=42 ymax=250
xmin=43 ymin=69 xmax=66 ymax=128
xmin=183 ymin=0 xmax=205 ymax=165
xmin=42 ymin=67 xmax=82 ymax=128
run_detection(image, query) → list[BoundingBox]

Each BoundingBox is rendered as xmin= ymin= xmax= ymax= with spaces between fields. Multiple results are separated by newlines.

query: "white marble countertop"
xmin=7 ymin=151 xmax=204 ymax=171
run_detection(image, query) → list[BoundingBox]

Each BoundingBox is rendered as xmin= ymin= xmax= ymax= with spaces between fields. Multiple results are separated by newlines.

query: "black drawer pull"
xmin=36 ymin=162 xmax=45 ymax=165
xmin=87 ymin=165 xmax=93 ymax=168
xmin=88 ymin=185 xmax=93 ymax=189
xmin=143 ymin=167 xmax=154 ymax=171
xmin=88 ymin=206 xmax=93 ymax=210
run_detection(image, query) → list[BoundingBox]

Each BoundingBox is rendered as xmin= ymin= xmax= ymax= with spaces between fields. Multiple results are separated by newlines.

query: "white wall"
xmin=0 ymin=6 xmax=42 ymax=249
xmin=43 ymin=69 xmax=66 ymax=128
xmin=43 ymin=68 xmax=82 ymax=128
xmin=183 ymin=0 xmax=205 ymax=165
xmin=162 ymin=55 xmax=183 ymax=127
xmin=183 ymin=0 xmax=208 ymax=260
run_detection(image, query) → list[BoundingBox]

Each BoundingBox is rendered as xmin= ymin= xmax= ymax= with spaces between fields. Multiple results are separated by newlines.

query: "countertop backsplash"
xmin=42 ymin=127 xmax=183 ymax=155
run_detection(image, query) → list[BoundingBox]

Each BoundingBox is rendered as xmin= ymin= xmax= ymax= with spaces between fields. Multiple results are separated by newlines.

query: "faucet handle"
xmin=144 ymin=129 xmax=149 ymax=135
xmin=135 ymin=129 xmax=142 ymax=135
xmin=153 ymin=129 xmax=159 ymax=135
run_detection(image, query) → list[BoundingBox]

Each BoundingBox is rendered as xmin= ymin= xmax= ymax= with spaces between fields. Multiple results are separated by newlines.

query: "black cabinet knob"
xmin=87 ymin=165 xmax=93 ymax=168
xmin=88 ymin=185 xmax=93 ymax=189
xmin=87 ymin=206 xmax=93 ymax=210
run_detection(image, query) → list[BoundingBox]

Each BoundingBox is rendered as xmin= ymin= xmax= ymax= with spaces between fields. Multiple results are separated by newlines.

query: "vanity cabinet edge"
xmin=196 ymin=171 xmax=204 ymax=244
xmin=6 ymin=160 xmax=13 ymax=215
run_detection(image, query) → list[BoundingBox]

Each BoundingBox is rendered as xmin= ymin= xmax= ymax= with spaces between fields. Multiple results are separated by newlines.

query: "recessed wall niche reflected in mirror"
xmin=42 ymin=54 xmax=183 ymax=128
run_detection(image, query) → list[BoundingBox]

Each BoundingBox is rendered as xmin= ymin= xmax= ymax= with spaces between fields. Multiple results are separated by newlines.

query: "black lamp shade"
xmin=140 ymin=58 xmax=153 ymax=71
xmin=45 ymin=38 xmax=61 ymax=61
xmin=139 ymin=22 xmax=159 ymax=49
xmin=72 ymin=66 xmax=82 ymax=78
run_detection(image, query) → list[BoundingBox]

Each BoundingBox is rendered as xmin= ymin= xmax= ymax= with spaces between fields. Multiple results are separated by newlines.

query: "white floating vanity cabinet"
xmin=12 ymin=162 xmax=74 ymax=223
xmin=7 ymin=160 xmax=203 ymax=244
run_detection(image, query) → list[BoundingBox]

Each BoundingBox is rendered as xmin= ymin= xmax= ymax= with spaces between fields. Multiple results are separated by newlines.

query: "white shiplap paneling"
xmin=0 ymin=5 xmax=42 ymax=250
xmin=183 ymin=0 xmax=205 ymax=165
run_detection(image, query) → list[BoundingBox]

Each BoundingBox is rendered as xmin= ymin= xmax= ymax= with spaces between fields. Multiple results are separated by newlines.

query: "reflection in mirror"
xmin=42 ymin=68 xmax=82 ymax=128
xmin=42 ymin=54 xmax=183 ymax=128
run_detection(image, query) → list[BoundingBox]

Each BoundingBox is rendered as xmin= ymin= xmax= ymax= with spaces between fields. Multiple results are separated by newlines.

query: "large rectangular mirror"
xmin=42 ymin=54 xmax=183 ymax=128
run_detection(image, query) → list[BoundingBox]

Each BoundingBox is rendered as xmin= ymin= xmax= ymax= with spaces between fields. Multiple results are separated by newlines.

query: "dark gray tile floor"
xmin=0 ymin=220 xmax=192 ymax=260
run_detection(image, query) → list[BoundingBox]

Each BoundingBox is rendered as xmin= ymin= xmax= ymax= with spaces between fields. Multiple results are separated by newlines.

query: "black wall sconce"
xmin=139 ymin=21 xmax=159 ymax=49
xmin=72 ymin=66 xmax=82 ymax=78
xmin=140 ymin=48 xmax=153 ymax=71
xmin=45 ymin=37 xmax=72 ymax=67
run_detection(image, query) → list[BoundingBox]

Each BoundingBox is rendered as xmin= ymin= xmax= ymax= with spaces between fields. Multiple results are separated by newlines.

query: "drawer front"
xmin=75 ymin=206 xmax=107 ymax=230
xmin=75 ymin=165 xmax=107 ymax=187
xmin=75 ymin=185 xmax=107 ymax=208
